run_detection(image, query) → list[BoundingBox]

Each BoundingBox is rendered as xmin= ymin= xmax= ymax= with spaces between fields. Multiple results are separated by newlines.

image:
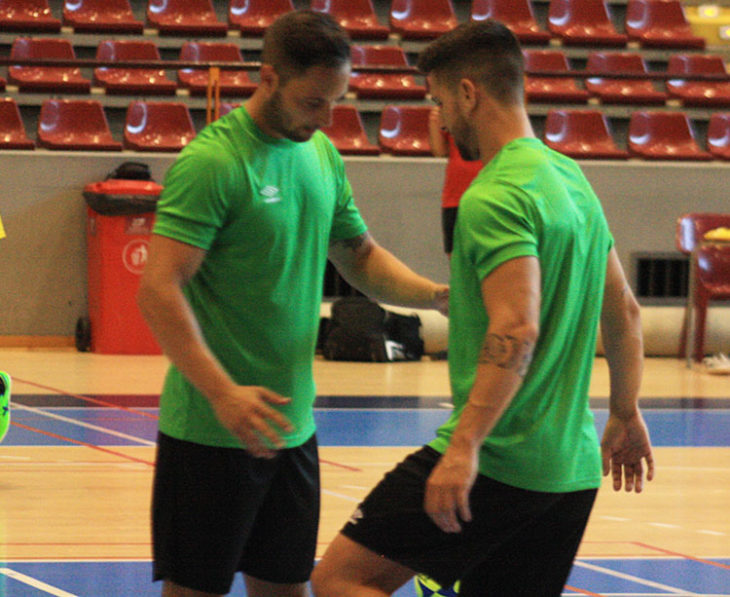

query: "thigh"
xmin=240 ymin=434 xmax=321 ymax=584
xmin=152 ymin=432 xmax=279 ymax=595
xmin=460 ymin=488 xmax=598 ymax=597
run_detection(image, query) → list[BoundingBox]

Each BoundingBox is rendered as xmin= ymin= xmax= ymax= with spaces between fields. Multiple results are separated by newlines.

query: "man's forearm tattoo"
xmin=479 ymin=333 xmax=534 ymax=378
xmin=339 ymin=232 xmax=368 ymax=251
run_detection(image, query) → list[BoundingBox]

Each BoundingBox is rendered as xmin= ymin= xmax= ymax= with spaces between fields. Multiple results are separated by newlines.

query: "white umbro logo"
xmin=261 ymin=185 xmax=282 ymax=204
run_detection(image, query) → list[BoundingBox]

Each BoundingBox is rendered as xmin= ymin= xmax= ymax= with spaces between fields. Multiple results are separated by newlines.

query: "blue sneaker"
xmin=413 ymin=574 xmax=460 ymax=596
xmin=0 ymin=371 xmax=10 ymax=442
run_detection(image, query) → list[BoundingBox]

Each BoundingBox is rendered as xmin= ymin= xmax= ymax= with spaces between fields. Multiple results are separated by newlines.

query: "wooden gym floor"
xmin=0 ymin=349 xmax=728 ymax=596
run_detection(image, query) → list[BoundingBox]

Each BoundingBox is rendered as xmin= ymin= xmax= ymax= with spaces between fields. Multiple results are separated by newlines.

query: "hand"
xmin=424 ymin=445 xmax=478 ymax=533
xmin=211 ymin=385 xmax=293 ymax=458
xmin=601 ymin=411 xmax=655 ymax=493
xmin=433 ymin=285 xmax=449 ymax=317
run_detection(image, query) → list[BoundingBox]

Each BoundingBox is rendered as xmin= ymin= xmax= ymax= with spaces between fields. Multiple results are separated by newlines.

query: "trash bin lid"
xmin=83 ymin=179 xmax=163 ymax=215
xmin=83 ymin=179 xmax=163 ymax=196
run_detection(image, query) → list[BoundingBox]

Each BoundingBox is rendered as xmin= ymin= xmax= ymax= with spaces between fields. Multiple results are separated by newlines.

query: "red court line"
xmin=632 ymin=542 xmax=730 ymax=570
xmin=564 ymin=585 xmax=604 ymax=596
xmin=12 ymin=377 xmax=364 ymax=472
xmin=13 ymin=377 xmax=159 ymax=420
xmin=10 ymin=421 xmax=155 ymax=467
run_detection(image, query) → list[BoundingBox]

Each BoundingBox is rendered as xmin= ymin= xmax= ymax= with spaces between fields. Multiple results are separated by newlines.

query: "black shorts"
xmin=152 ymin=432 xmax=320 ymax=594
xmin=441 ymin=206 xmax=459 ymax=254
xmin=341 ymin=446 xmax=597 ymax=597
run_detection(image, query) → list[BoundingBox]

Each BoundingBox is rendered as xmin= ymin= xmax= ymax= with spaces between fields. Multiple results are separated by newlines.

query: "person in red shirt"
xmin=429 ymin=105 xmax=484 ymax=257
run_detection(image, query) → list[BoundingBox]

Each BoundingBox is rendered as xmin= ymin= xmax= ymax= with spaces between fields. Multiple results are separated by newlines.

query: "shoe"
xmin=702 ymin=353 xmax=730 ymax=375
xmin=0 ymin=371 xmax=10 ymax=442
xmin=413 ymin=574 xmax=460 ymax=596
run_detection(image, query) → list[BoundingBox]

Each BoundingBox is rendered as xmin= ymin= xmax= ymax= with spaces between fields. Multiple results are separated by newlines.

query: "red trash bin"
xmin=78 ymin=179 xmax=163 ymax=354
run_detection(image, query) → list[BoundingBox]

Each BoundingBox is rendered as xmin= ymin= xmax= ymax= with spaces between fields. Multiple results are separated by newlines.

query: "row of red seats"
xmin=0 ymin=38 xmax=426 ymax=99
xmin=2 ymin=98 xmax=729 ymax=162
xmin=3 ymin=37 xmax=729 ymax=106
xmin=0 ymin=0 xmax=707 ymax=48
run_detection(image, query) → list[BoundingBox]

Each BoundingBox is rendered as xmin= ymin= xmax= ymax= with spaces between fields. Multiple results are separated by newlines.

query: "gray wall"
xmin=1 ymin=151 xmax=729 ymax=335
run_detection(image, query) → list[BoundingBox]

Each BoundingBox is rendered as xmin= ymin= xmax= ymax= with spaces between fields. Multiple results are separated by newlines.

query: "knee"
xmin=310 ymin=565 xmax=336 ymax=597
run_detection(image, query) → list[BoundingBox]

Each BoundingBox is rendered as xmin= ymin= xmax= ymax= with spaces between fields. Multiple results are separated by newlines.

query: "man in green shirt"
xmin=313 ymin=21 xmax=654 ymax=597
xmin=138 ymin=10 xmax=448 ymax=597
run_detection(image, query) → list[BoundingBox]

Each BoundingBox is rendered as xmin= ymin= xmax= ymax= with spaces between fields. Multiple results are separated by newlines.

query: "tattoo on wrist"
xmin=479 ymin=333 xmax=534 ymax=377
xmin=338 ymin=232 xmax=368 ymax=251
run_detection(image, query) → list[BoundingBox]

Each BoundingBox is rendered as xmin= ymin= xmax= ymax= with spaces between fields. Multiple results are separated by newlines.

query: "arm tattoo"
xmin=479 ymin=333 xmax=534 ymax=378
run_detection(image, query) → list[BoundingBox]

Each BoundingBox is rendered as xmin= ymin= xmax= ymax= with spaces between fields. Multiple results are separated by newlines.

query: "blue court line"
xmin=0 ymin=559 xmax=728 ymax=597
xmin=3 ymin=406 xmax=730 ymax=448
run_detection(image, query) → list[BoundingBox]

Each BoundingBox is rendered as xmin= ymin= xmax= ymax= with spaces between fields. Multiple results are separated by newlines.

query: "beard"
xmin=451 ymin=113 xmax=480 ymax=161
xmin=261 ymin=90 xmax=315 ymax=143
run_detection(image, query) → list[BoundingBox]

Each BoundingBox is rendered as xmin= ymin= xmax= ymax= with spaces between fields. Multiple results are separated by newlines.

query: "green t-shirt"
xmin=430 ymin=138 xmax=613 ymax=493
xmin=153 ymin=106 xmax=367 ymax=449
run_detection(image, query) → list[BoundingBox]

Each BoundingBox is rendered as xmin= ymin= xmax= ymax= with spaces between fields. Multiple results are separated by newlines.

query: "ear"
xmin=457 ymin=78 xmax=478 ymax=114
xmin=259 ymin=64 xmax=279 ymax=93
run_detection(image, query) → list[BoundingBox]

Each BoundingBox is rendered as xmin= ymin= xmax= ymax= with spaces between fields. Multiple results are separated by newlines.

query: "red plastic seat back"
xmin=584 ymin=51 xmax=666 ymax=103
xmin=38 ymin=99 xmax=120 ymax=150
xmin=629 ymin=111 xmax=709 ymax=160
xmin=0 ymin=98 xmax=34 ymax=149
xmin=228 ymin=0 xmax=293 ymax=34
xmin=147 ymin=0 xmax=226 ymax=35
xmin=696 ymin=246 xmax=730 ymax=292
xmin=180 ymin=41 xmax=242 ymax=63
xmin=544 ymin=109 xmax=627 ymax=158
xmin=708 ymin=113 xmax=730 ymax=159
xmin=350 ymin=45 xmax=425 ymax=99
xmin=471 ymin=0 xmax=550 ymax=43
xmin=321 ymin=105 xmax=380 ymax=155
xmin=390 ymin=0 xmax=458 ymax=39
xmin=0 ymin=0 xmax=61 ymax=31
xmin=548 ymin=0 xmax=626 ymax=45
xmin=96 ymin=39 xmax=161 ymax=61
xmin=378 ymin=105 xmax=432 ymax=155
xmin=9 ymin=37 xmax=90 ymax=92
xmin=668 ymin=54 xmax=726 ymax=76
xmin=63 ymin=0 xmax=143 ymax=33
xmin=124 ymin=101 xmax=196 ymax=152
xmin=676 ymin=213 xmax=730 ymax=253
xmin=625 ymin=0 xmax=705 ymax=48
xmin=311 ymin=0 xmax=389 ymax=38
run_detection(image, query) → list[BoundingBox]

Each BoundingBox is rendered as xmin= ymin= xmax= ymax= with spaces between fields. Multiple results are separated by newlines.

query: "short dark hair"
xmin=417 ymin=20 xmax=524 ymax=105
xmin=262 ymin=10 xmax=351 ymax=80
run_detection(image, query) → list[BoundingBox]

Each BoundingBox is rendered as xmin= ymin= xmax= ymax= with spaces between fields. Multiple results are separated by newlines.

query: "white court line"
xmin=12 ymin=403 xmax=156 ymax=446
xmin=574 ymin=561 xmax=702 ymax=595
xmin=0 ymin=567 xmax=78 ymax=596
xmin=322 ymin=489 xmax=359 ymax=502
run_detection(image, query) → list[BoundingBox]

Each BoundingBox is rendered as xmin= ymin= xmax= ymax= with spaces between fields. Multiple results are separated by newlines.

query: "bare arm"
xmin=428 ymin=106 xmax=449 ymax=157
xmin=424 ymin=256 xmax=541 ymax=532
xmin=599 ymin=248 xmax=654 ymax=492
xmin=137 ymin=234 xmax=292 ymax=457
xmin=328 ymin=231 xmax=448 ymax=314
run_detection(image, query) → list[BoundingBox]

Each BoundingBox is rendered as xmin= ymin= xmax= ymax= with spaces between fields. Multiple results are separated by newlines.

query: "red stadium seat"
xmin=63 ymin=0 xmax=143 ymax=34
xmin=389 ymin=0 xmax=458 ymax=40
xmin=0 ymin=76 xmax=4 ymax=91
xmin=146 ymin=0 xmax=227 ymax=36
xmin=218 ymin=102 xmax=242 ymax=117
xmin=547 ymin=0 xmax=627 ymax=47
xmin=38 ymin=99 xmax=121 ymax=151
xmin=0 ymin=0 xmax=61 ymax=32
xmin=321 ymin=105 xmax=380 ymax=155
xmin=625 ymin=0 xmax=705 ymax=49
xmin=124 ymin=101 xmax=196 ymax=152
xmin=666 ymin=54 xmax=730 ymax=108
xmin=676 ymin=213 xmax=730 ymax=360
xmin=228 ymin=0 xmax=293 ymax=35
xmin=8 ymin=37 xmax=91 ymax=93
xmin=0 ymin=98 xmax=35 ymax=150
xmin=628 ymin=111 xmax=711 ymax=160
xmin=178 ymin=42 xmax=256 ymax=97
xmin=523 ymin=50 xmax=590 ymax=104
xmin=350 ymin=45 xmax=425 ymax=100
xmin=585 ymin=52 xmax=667 ymax=105
xmin=311 ymin=0 xmax=389 ymax=40
xmin=544 ymin=109 xmax=628 ymax=159
xmin=471 ymin=0 xmax=551 ymax=44
xmin=94 ymin=40 xmax=177 ymax=96
xmin=378 ymin=105 xmax=432 ymax=156
xmin=707 ymin=113 xmax=730 ymax=160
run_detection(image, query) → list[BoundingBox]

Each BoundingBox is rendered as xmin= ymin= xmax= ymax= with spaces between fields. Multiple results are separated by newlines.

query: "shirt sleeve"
xmin=153 ymin=148 xmax=237 ymax=250
xmin=459 ymin=185 xmax=539 ymax=282
xmin=325 ymin=140 xmax=368 ymax=242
